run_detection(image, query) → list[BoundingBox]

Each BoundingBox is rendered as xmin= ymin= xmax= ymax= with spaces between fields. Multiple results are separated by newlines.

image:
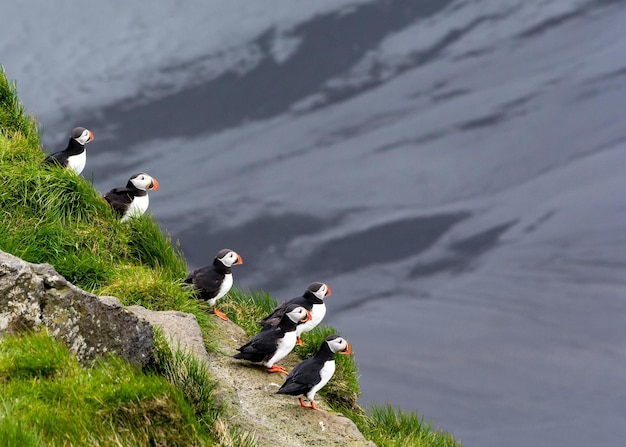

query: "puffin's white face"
xmin=309 ymin=282 xmax=331 ymax=300
xmin=286 ymin=306 xmax=312 ymax=324
xmin=327 ymin=336 xmax=352 ymax=355
xmin=72 ymin=127 xmax=95 ymax=145
xmin=217 ymin=249 xmax=243 ymax=268
xmin=130 ymin=173 xmax=160 ymax=191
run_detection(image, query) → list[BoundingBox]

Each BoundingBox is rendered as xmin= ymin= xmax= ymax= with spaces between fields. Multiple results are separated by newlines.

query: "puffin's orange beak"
xmin=339 ymin=342 xmax=352 ymax=355
xmin=149 ymin=178 xmax=160 ymax=190
xmin=235 ymin=253 xmax=243 ymax=265
xmin=304 ymin=309 xmax=313 ymax=322
xmin=87 ymin=130 xmax=95 ymax=143
xmin=325 ymin=285 xmax=332 ymax=297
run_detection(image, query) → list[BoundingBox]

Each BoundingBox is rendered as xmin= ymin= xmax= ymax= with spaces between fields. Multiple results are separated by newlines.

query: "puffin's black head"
xmin=307 ymin=282 xmax=331 ymax=300
xmin=325 ymin=334 xmax=352 ymax=355
xmin=284 ymin=304 xmax=312 ymax=324
xmin=215 ymin=249 xmax=243 ymax=268
xmin=71 ymin=127 xmax=95 ymax=145
xmin=128 ymin=172 xmax=160 ymax=191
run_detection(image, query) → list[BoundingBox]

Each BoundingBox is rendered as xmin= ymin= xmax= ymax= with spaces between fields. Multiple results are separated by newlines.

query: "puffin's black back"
xmin=103 ymin=188 xmax=134 ymax=216
xmin=276 ymin=336 xmax=338 ymax=396
xmin=184 ymin=257 xmax=230 ymax=300
xmin=234 ymin=304 xmax=304 ymax=362
xmin=43 ymin=136 xmax=85 ymax=167
xmin=103 ymin=178 xmax=148 ymax=217
xmin=258 ymin=289 xmax=322 ymax=328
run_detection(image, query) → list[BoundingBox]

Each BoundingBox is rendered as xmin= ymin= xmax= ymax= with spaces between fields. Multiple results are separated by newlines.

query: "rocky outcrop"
xmin=0 ymin=250 xmax=153 ymax=366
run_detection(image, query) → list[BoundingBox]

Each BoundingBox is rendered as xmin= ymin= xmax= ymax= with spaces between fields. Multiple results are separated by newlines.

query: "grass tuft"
xmin=219 ymin=287 xmax=279 ymax=335
xmin=0 ymin=406 xmax=42 ymax=447
xmin=0 ymin=66 xmax=40 ymax=145
xmin=124 ymin=216 xmax=188 ymax=275
xmin=0 ymin=330 xmax=72 ymax=381
xmin=0 ymin=332 xmax=211 ymax=446
xmin=348 ymin=403 xmax=462 ymax=447
xmin=150 ymin=331 xmax=222 ymax=426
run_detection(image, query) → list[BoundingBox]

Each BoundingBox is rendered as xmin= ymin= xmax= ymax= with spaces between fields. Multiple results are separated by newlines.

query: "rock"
xmin=127 ymin=306 xmax=208 ymax=361
xmin=99 ymin=295 xmax=123 ymax=308
xmin=0 ymin=250 xmax=153 ymax=366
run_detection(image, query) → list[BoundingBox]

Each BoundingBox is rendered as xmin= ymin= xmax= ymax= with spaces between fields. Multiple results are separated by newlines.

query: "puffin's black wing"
xmin=276 ymin=357 xmax=321 ymax=395
xmin=43 ymin=152 xmax=69 ymax=167
xmin=103 ymin=187 xmax=134 ymax=216
xmin=233 ymin=327 xmax=280 ymax=362
xmin=184 ymin=266 xmax=223 ymax=297
xmin=257 ymin=301 xmax=290 ymax=328
xmin=258 ymin=296 xmax=309 ymax=328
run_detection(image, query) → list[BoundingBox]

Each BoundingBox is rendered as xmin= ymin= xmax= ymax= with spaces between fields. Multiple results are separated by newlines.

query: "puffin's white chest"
xmin=67 ymin=151 xmax=86 ymax=175
xmin=122 ymin=194 xmax=149 ymax=222
xmin=296 ymin=302 xmax=326 ymax=336
xmin=308 ymin=359 xmax=335 ymax=400
xmin=215 ymin=273 xmax=233 ymax=301
xmin=266 ymin=330 xmax=297 ymax=367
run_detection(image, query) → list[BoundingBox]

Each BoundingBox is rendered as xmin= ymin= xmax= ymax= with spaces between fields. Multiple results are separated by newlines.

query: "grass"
xmin=0 ymin=66 xmax=460 ymax=446
xmin=0 ymin=331 xmax=210 ymax=447
xmin=349 ymin=404 xmax=461 ymax=447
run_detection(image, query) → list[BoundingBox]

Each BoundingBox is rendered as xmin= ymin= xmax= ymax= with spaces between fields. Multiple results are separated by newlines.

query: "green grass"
xmin=0 ymin=332 xmax=211 ymax=447
xmin=349 ymin=403 xmax=461 ymax=447
xmin=0 ymin=66 xmax=460 ymax=446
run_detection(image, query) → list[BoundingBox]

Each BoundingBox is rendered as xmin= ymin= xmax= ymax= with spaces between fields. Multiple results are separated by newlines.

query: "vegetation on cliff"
xmin=0 ymin=67 xmax=460 ymax=446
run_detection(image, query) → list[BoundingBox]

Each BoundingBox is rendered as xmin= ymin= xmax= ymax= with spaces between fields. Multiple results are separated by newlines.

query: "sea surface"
xmin=3 ymin=1 xmax=626 ymax=446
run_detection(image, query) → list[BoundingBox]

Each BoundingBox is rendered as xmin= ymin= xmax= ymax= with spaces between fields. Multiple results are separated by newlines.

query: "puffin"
xmin=258 ymin=282 xmax=331 ymax=345
xmin=43 ymin=127 xmax=95 ymax=174
xmin=184 ymin=249 xmax=243 ymax=320
xmin=103 ymin=173 xmax=160 ymax=222
xmin=234 ymin=304 xmax=312 ymax=374
xmin=276 ymin=334 xmax=352 ymax=410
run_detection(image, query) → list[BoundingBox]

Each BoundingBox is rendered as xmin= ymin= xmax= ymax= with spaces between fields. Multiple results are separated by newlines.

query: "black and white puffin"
xmin=234 ymin=304 xmax=312 ymax=374
xmin=276 ymin=334 xmax=352 ymax=410
xmin=258 ymin=282 xmax=331 ymax=345
xmin=184 ymin=249 xmax=243 ymax=320
xmin=43 ymin=127 xmax=94 ymax=174
xmin=103 ymin=173 xmax=160 ymax=221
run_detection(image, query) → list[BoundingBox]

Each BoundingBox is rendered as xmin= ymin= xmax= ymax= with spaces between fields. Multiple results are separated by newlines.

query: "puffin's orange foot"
xmin=299 ymin=397 xmax=320 ymax=410
xmin=212 ymin=306 xmax=228 ymax=321
xmin=296 ymin=337 xmax=304 ymax=345
xmin=266 ymin=365 xmax=288 ymax=375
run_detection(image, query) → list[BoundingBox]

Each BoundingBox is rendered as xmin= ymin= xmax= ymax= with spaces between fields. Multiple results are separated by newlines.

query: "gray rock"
xmin=0 ymin=250 xmax=153 ymax=366
xmin=127 ymin=306 xmax=208 ymax=361
xmin=99 ymin=295 xmax=123 ymax=308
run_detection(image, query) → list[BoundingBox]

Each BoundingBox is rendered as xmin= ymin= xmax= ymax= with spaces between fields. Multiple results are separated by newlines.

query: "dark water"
xmin=30 ymin=1 xmax=626 ymax=446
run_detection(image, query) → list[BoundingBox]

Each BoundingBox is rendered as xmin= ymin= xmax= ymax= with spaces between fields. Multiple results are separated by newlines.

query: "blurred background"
xmin=2 ymin=1 xmax=626 ymax=445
